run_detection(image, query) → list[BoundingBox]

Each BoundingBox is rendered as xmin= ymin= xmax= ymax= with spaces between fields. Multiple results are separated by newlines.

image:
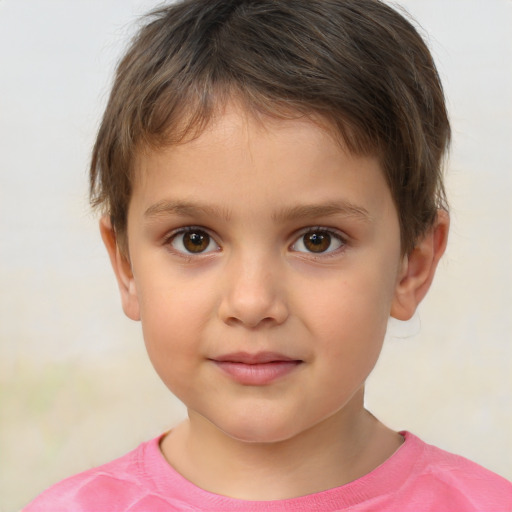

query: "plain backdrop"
xmin=0 ymin=1 xmax=511 ymax=510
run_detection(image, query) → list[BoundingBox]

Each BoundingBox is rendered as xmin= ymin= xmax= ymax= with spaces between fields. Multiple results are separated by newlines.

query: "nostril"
xmin=218 ymin=292 xmax=289 ymax=328
xmin=226 ymin=315 xmax=280 ymax=329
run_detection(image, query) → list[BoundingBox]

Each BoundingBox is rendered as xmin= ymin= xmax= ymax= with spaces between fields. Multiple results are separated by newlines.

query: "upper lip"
xmin=211 ymin=352 xmax=300 ymax=364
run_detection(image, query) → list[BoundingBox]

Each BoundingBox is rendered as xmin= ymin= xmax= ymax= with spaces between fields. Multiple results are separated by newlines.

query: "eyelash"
xmin=163 ymin=226 xmax=347 ymax=258
xmin=290 ymin=227 xmax=347 ymax=257
xmin=164 ymin=226 xmax=220 ymax=257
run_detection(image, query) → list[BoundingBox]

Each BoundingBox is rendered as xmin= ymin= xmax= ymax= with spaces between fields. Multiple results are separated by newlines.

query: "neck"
xmin=160 ymin=392 xmax=403 ymax=500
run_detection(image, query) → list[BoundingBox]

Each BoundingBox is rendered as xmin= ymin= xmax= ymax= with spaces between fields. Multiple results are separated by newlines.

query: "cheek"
xmin=136 ymin=264 xmax=216 ymax=328
xmin=300 ymin=270 xmax=394 ymax=337
xmin=140 ymin=302 xmax=201 ymax=402
xmin=134 ymin=276 xmax=209 ymax=374
xmin=297 ymin=266 xmax=396 ymax=386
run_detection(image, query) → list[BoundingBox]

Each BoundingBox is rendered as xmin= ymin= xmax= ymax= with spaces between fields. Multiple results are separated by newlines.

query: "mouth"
xmin=209 ymin=352 xmax=303 ymax=386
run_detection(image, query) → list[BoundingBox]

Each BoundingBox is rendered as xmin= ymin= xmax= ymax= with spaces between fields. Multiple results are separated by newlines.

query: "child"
xmin=25 ymin=0 xmax=512 ymax=509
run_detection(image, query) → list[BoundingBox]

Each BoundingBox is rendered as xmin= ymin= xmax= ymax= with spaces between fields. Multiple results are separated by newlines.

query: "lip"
xmin=210 ymin=352 xmax=302 ymax=386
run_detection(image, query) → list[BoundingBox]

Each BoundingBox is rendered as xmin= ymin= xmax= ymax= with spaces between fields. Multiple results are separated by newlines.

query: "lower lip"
xmin=213 ymin=360 xmax=302 ymax=386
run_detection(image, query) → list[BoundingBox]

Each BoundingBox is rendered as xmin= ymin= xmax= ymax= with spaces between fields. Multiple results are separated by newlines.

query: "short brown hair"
xmin=90 ymin=0 xmax=450 ymax=254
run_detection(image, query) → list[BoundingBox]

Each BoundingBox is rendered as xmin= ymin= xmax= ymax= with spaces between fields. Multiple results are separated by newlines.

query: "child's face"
xmin=117 ymin=103 xmax=407 ymax=443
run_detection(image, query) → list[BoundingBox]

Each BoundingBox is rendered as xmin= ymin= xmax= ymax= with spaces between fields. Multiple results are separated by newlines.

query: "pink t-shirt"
xmin=24 ymin=431 xmax=512 ymax=511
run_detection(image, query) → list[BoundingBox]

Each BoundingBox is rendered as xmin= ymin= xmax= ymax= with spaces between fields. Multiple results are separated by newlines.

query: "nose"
xmin=218 ymin=251 xmax=289 ymax=329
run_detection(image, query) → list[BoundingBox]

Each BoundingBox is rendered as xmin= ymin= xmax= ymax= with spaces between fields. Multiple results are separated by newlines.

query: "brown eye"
xmin=183 ymin=231 xmax=210 ymax=252
xmin=291 ymin=229 xmax=344 ymax=254
xmin=303 ymin=232 xmax=331 ymax=253
xmin=170 ymin=229 xmax=219 ymax=254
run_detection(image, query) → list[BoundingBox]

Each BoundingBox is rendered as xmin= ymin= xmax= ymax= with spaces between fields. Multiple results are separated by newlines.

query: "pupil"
xmin=305 ymin=232 xmax=330 ymax=253
xmin=184 ymin=231 xmax=209 ymax=253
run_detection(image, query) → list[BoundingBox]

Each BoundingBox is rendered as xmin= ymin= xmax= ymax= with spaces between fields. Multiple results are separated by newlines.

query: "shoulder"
xmin=398 ymin=432 xmax=512 ymax=510
xmin=23 ymin=436 xmax=175 ymax=511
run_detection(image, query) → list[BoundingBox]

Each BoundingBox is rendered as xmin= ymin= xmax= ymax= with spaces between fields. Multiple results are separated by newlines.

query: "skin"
xmin=101 ymin=102 xmax=449 ymax=500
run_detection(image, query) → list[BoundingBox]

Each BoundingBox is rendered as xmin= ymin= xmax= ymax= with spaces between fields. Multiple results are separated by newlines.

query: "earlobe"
xmin=99 ymin=216 xmax=141 ymax=321
xmin=391 ymin=210 xmax=449 ymax=321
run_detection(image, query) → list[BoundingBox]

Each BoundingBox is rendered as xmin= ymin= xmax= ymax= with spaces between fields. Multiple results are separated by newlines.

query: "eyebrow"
xmin=271 ymin=202 xmax=372 ymax=223
xmin=144 ymin=200 xmax=232 ymax=221
xmin=144 ymin=199 xmax=371 ymax=223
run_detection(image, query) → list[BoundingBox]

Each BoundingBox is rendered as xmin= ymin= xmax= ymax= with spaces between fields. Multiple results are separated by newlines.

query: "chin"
xmin=216 ymin=415 xmax=303 ymax=445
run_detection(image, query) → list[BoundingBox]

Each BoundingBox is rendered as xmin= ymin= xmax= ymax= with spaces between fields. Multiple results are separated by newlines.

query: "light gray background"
xmin=1 ymin=1 xmax=511 ymax=510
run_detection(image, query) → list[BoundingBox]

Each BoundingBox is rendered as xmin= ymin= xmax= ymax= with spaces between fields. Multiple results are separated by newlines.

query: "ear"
xmin=99 ymin=216 xmax=141 ymax=321
xmin=391 ymin=209 xmax=449 ymax=321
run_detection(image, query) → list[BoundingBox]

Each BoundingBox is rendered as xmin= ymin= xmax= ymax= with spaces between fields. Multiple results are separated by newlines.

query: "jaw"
xmin=160 ymin=391 xmax=402 ymax=500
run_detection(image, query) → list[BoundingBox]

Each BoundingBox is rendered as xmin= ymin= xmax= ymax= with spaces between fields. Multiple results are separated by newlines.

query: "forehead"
xmin=135 ymin=92 xmax=378 ymax=164
xmin=128 ymin=102 xmax=395 ymax=230
xmin=133 ymin=100 xmax=374 ymax=184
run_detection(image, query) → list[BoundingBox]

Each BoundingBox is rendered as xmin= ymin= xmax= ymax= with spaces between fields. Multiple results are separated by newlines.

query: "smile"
xmin=210 ymin=352 xmax=303 ymax=386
